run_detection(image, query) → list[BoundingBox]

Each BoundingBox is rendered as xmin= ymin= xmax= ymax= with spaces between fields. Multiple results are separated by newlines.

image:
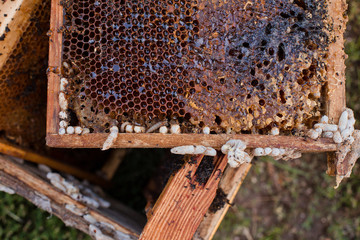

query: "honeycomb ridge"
xmin=61 ymin=0 xmax=332 ymax=133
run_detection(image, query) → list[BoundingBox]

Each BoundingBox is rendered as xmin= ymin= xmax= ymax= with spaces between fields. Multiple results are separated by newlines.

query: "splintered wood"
xmin=140 ymin=155 xmax=228 ymax=240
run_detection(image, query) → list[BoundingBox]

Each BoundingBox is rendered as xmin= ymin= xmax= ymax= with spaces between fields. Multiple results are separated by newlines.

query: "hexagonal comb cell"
xmin=58 ymin=0 xmax=334 ymax=135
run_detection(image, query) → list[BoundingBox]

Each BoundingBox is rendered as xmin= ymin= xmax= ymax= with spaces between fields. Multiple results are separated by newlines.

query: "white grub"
xmin=33 ymin=192 xmax=52 ymax=213
xmin=279 ymin=148 xmax=286 ymax=155
xmin=228 ymin=150 xmax=252 ymax=168
xmin=89 ymin=225 xmax=113 ymax=240
xmin=347 ymin=136 xmax=355 ymax=145
xmin=83 ymin=214 xmax=97 ymax=224
xmin=221 ymin=140 xmax=250 ymax=167
xmin=62 ymin=181 xmax=80 ymax=196
xmin=320 ymin=115 xmax=329 ymax=123
xmin=159 ymin=126 xmax=168 ymax=134
xmin=75 ymin=126 xmax=83 ymax=134
xmin=338 ymin=110 xmax=348 ymax=132
xmin=193 ymin=145 xmax=207 ymax=154
xmin=290 ymin=151 xmax=302 ymax=159
xmin=170 ymin=124 xmax=181 ymax=134
xmin=221 ymin=140 xmax=247 ymax=154
xmin=79 ymin=186 xmax=110 ymax=208
xmin=146 ymin=121 xmax=166 ymax=133
xmin=120 ymin=122 xmax=130 ymax=132
xmin=66 ymin=126 xmax=75 ymax=134
xmin=47 ymin=173 xmax=67 ymax=192
xmin=204 ymin=147 xmax=217 ymax=156
xmin=59 ymin=127 xmax=66 ymax=135
xmin=315 ymin=127 xmax=323 ymax=135
xmin=82 ymin=128 xmax=90 ymax=134
xmin=170 ymin=145 xmax=216 ymax=156
xmin=347 ymin=118 xmax=356 ymax=129
xmin=171 ymin=145 xmax=194 ymax=155
xmin=63 ymin=61 xmax=70 ymax=69
xmin=341 ymin=129 xmax=352 ymax=140
xmin=81 ymin=196 xmax=100 ymax=208
xmin=38 ymin=164 xmax=52 ymax=173
xmin=59 ymin=111 xmax=68 ymax=119
xmin=314 ymin=123 xmax=338 ymax=132
xmin=253 ymin=148 xmax=265 ymax=156
xmin=221 ymin=144 xmax=231 ymax=155
xmin=125 ymin=124 xmax=134 ymax=133
xmin=59 ymin=92 xmax=68 ymax=110
xmin=97 ymin=197 xmax=110 ymax=209
xmin=323 ymin=131 xmax=334 ymax=138
xmin=65 ymin=204 xmax=86 ymax=216
xmin=0 ymin=184 xmax=15 ymax=194
xmin=60 ymin=78 xmax=68 ymax=91
xmin=102 ymin=126 xmax=119 ymax=151
xmin=59 ymin=120 xmax=68 ymax=128
xmin=307 ymin=129 xmax=319 ymax=139
xmin=333 ymin=131 xmax=342 ymax=144
xmin=235 ymin=148 xmax=251 ymax=163
xmin=203 ymin=126 xmax=210 ymax=134
xmin=100 ymin=221 xmax=116 ymax=231
xmin=133 ymin=126 xmax=145 ymax=133
xmin=264 ymin=147 xmax=272 ymax=155
xmin=345 ymin=108 xmax=354 ymax=119
xmin=270 ymin=127 xmax=279 ymax=135
xmin=270 ymin=148 xmax=280 ymax=157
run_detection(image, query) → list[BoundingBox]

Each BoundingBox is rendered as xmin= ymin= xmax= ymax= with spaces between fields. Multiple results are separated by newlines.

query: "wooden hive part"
xmin=0 ymin=0 xmax=50 ymax=147
xmin=60 ymin=0 xmax=333 ymax=134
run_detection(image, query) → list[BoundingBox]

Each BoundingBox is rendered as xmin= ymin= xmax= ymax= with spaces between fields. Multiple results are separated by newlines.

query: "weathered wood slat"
xmin=0 ymin=141 xmax=106 ymax=185
xmin=0 ymin=155 xmax=141 ymax=239
xmin=140 ymin=155 xmax=228 ymax=240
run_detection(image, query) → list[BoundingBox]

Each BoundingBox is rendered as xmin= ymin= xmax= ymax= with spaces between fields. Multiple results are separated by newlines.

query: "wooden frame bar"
xmin=47 ymin=133 xmax=337 ymax=151
xmin=325 ymin=0 xmax=348 ymax=176
xmin=47 ymin=0 xmax=63 ymax=136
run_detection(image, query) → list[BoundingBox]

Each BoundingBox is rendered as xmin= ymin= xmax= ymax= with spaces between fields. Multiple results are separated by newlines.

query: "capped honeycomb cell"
xmin=53 ymin=0 xmax=342 ymax=138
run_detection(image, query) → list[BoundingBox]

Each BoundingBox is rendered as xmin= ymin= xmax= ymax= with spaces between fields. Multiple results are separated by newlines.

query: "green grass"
xmin=0 ymin=192 xmax=90 ymax=240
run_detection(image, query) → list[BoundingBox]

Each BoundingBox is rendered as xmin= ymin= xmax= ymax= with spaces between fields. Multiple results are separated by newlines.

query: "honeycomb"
xmin=61 ymin=0 xmax=332 ymax=133
xmin=0 ymin=0 xmax=50 ymax=147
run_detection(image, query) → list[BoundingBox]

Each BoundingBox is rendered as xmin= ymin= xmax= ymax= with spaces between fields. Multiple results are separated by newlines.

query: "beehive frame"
xmin=47 ymin=0 xmax=346 ymax=151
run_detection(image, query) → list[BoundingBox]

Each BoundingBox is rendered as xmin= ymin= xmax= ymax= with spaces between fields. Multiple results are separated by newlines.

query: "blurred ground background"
xmin=0 ymin=0 xmax=359 ymax=239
